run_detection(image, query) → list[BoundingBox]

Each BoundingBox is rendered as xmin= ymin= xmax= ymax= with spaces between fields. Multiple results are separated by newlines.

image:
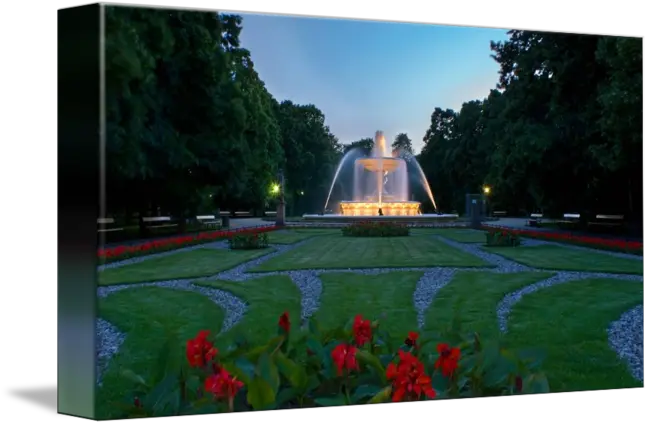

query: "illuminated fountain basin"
xmin=339 ymin=200 xmax=420 ymax=216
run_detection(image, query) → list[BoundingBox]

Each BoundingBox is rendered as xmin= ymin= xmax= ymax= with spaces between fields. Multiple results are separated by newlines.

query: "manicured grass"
xmin=412 ymin=228 xmax=486 ymax=243
xmin=251 ymin=235 xmax=492 ymax=272
xmin=487 ymin=245 xmax=643 ymax=274
xmin=98 ymin=248 xmax=273 ymax=285
xmin=316 ymin=272 xmax=423 ymax=341
xmin=506 ymin=279 xmax=643 ymax=391
xmin=194 ymin=275 xmax=302 ymax=345
xmin=423 ymin=271 xmax=554 ymax=337
xmin=96 ymin=287 xmax=227 ymax=419
xmin=268 ymin=228 xmax=336 ymax=244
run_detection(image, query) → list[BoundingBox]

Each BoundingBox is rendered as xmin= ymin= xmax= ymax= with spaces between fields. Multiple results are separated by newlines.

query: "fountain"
xmin=306 ymin=131 xmax=458 ymax=222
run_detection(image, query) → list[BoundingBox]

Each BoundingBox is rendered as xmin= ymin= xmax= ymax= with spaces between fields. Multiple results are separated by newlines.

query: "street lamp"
xmin=271 ymin=183 xmax=280 ymax=194
xmin=483 ymin=185 xmax=491 ymax=195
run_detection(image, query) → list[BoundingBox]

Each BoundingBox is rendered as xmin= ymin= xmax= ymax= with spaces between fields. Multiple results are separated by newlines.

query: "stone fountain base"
xmin=338 ymin=200 xmax=421 ymax=216
xmin=301 ymin=213 xmax=460 ymax=223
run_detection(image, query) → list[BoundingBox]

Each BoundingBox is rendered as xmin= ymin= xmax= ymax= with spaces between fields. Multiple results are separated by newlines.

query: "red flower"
xmin=278 ymin=311 xmax=290 ymax=334
xmin=515 ymin=375 xmax=523 ymax=393
xmin=331 ymin=343 xmax=358 ymax=376
xmin=186 ymin=330 xmax=218 ymax=367
xmin=435 ymin=343 xmax=460 ymax=377
xmin=405 ymin=331 xmax=419 ymax=348
xmin=386 ymin=350 xmax=436 ymax=402
xmin=352 ymin=315 xmax=372 ymax=347
xmin=204 ymin=368 xmax=244 ymax=400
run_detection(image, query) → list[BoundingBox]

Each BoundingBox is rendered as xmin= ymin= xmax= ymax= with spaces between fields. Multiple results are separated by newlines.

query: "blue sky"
xmin=237 ymin=13 xmax=510 ymax=152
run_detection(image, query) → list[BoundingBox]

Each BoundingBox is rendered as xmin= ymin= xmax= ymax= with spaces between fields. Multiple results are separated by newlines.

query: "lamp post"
xmin=276 ymin=169 xmax=286 ymax=227
xmin=483 ymin=185 xmax=492 ymax=217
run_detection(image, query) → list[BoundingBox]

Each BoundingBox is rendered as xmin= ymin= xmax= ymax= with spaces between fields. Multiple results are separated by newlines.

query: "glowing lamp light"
xmin=483 ymin=186 xmax=491 ymax=194
xmin=271 ymin=183 xmax=280 ymax=194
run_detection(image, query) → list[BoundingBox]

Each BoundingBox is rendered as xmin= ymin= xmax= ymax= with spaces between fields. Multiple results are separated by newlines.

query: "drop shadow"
xmin=10 ymin=386 xmax=57 ymax=411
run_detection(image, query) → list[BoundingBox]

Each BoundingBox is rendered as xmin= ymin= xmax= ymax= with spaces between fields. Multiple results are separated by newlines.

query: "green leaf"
xmin=351 ymin=384 xmax=383 ymax=403
xmin=274 ymin=351 xmax=308 ymax=391
xmin=355 ymin=350 xmax=386 ymax=383
xmin=143 ymin=374 xmax=179 ymax=415
xmin=482 ymin=355 xmax=514 ymax=388
xmin=225 ymin=358 xmax=255 ymax=385
xmin=459 ymin=354 xmax=477 ymax=375
xmin=159 ymin=388 xmax=181 ymax=416
xmin=306 ymin=338 xmax=325 ymax=359
xmin=524 ymin=372 xmax=550 ymax=394
xmin=120 ymin=369 xmax=148 ymax=387
xmin=257 ymin=353 xmax=281 ymax=392
xmin=276 ymin=387 xmax=298 ymax=405
xmin=306 ymin=375 xmax=321 ymax=392
xmin=246 ymin=335 xmax=285 ymax=362
xmin=431 ymin=371 xmax=450 ymax=394
xmin=308 ymin=317 xmax=321 ymax=336
xmin=185 ymin=375 xmax=200 ymax=393
xmin=151 ymin=333 xmax=178 ymax=385
xmin=517 ymin=347 xmax=547 ymax=369
xmin=367 ymin=386 xmax=392 ymax=404
xmin=247 ymin=377 xmax=276 ymax=410
xmin=314 ymin=395 xmax=347 ymax=407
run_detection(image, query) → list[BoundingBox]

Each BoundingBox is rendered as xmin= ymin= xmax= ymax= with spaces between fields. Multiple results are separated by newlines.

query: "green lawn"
xmin=268 ymin=228 xmax=336 ymax=244
xmin=316 ymin=272 xmax=423 ymax=341
xmin=430 ymin=229 xmax=487 ymax=243
xmin=423 ymin=271 xmax=554 ymax=336
xmin=98 ymin=248 xmax=272 ymax=285
xmin=506 ymin=278 xmax=643 ymax=391
xmin=487 ymin=245 xmax=643 ymax=274
xmin=194 ymin=275 xmax=302 ymax=345
xmin=251 ymin=234 xmax=492 ymax=272
xmin=423 ymin=271 xmax=643 ymax=391
xmin=96 ymin=287 xmax=227 ymax=419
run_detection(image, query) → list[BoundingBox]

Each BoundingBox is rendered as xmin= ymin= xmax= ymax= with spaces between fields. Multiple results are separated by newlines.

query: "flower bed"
xmin=117 ymin=312 xmax=549 ymax=417
xmin=485 ymin=229 xmax=521 ymax=247
xmin=98 ymin=225 xmax=277 ymax=264
xmin=229 ymin=232 xmax=270 ymax=250
xmin=341 ymin=221 xmax=410 ymax=237
xmin=484 ymin=225 xmax=643 ymax=255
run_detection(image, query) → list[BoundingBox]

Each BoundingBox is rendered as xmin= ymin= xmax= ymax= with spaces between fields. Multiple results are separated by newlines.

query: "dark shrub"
xmin=341 ymin=221 xmax=410 ymax=237
xmin=485 ymin=230 xmax=520 ymax=247
xmin=229 ymin=232 xmax=269 ymax=249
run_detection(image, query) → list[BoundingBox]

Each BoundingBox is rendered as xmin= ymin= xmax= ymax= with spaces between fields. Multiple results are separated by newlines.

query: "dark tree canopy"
xmin=105 ymin=10 xmax=642 ymax=225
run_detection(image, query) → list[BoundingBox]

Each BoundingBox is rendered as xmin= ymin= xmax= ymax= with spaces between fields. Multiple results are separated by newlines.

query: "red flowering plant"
xmin=98 ymin=226 xmax=277 ymax=264
xmin=116 ymin=312 xmax=549 ymax=417
xmin=483 ymin=225 xmax=642 ymax=255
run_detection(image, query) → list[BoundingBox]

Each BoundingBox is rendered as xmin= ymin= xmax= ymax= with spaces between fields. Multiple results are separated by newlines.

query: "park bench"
xmin=234 ymin=210 xmax=252 ymax=217
xmin=195 ymin=215 xmax=222 ymax=230
xmin=556 ymin=213 xmax=581 ymax=228
xmin=265 ymin=211 xmax=277 ymax=217
xmin=526 ymin=212 xmax=543 ymax=227
xmin=142 ymin=216 xmax=177 ymax=231
xmin=97 ymin=217 xmax=124 ymax=233
xmin=493 ymin=211 xmax=507 ymax=218
xmin=588 ymin=214 xmax=624 ymax=231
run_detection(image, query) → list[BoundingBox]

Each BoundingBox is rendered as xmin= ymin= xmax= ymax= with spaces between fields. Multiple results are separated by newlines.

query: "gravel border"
xmin=608 ymin=305 xmax=644 ymax=383
xmin=96 ymin=231 xmax=644 ymax=384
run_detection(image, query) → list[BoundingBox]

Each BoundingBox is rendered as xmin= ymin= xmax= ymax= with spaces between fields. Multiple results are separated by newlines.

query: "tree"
xmin=392 ymin=133 xmax=415 ymax=155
